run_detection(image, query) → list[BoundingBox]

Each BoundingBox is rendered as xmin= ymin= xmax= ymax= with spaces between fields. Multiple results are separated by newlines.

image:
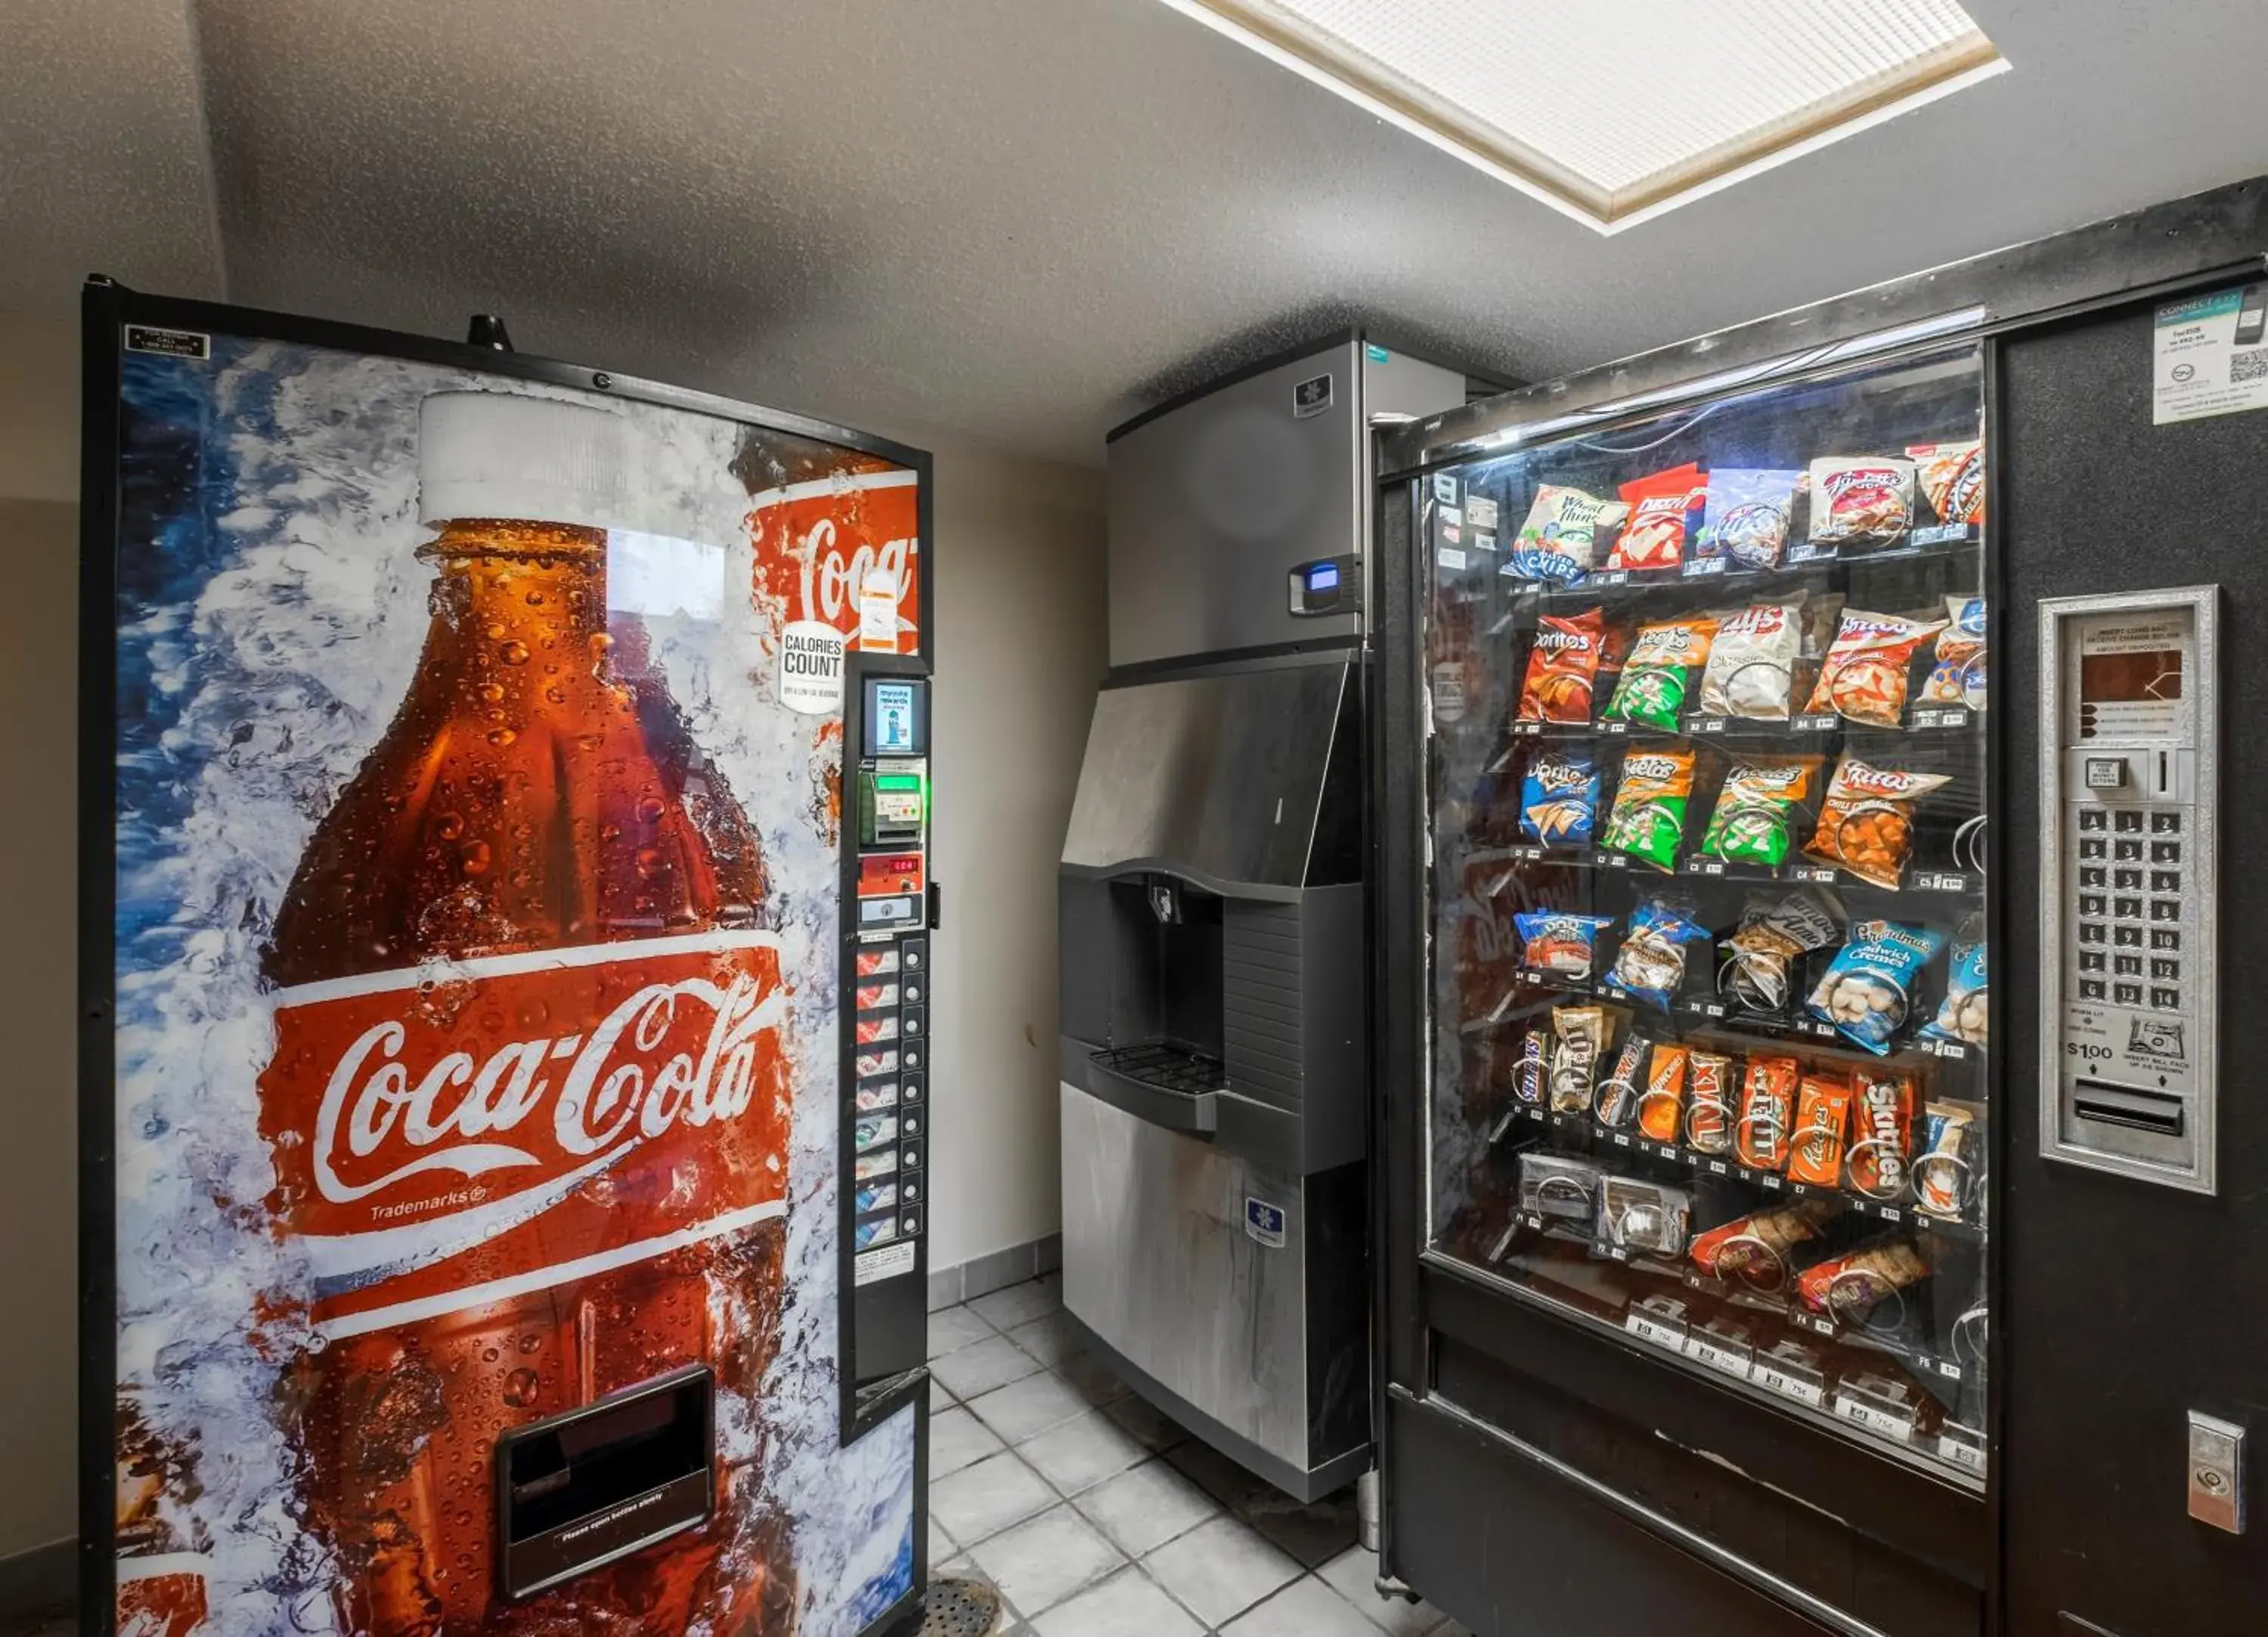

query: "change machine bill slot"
xmin=2039 ymin=586 xmax=2220 ymax=1193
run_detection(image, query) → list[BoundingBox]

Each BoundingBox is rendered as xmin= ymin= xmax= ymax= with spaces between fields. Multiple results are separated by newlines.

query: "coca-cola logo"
xmin=796 ymin=518 xmax=913 ymax=629
xmin=313 ymin=972 xmax=775 ymax=1205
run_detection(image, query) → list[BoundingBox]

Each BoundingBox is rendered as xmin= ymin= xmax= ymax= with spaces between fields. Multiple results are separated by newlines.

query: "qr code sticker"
xmin=2232 ymin=348 xmax=2268 ymax=384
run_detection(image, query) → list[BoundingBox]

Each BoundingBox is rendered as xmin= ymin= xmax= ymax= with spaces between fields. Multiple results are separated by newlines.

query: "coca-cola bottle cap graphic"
xmin=418 ymin=390 xmax=633 ymax=534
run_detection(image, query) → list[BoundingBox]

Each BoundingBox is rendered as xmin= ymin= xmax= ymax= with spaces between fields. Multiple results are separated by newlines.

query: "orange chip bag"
xmin=1638 ymin=1043 xmax=1689 ymax=1143
xmin=1518 ymin=606 xmax=1609 ymax=723
xmin=1806 ymin=754 xmax=1953 ymax=889
xmin=1803 ymin=608 xmax=1947 ymax=728
xmin=1786 ymin=1074 xmax=1852 ymax=1185
xmin=1909 ymin=439 xmax=1984 ymax=528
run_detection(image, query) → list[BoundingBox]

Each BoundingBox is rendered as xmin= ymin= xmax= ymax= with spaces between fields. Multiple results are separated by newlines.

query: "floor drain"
xmin=919 ymin=1576 xmax=1005 ymax=1635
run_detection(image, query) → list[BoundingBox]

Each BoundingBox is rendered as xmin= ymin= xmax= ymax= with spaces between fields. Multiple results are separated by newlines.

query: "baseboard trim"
xmin=0 ymin=1536 xmax=73 ymax=1623
xmin=926 ymin=1232 xmax=1062 ymax=1312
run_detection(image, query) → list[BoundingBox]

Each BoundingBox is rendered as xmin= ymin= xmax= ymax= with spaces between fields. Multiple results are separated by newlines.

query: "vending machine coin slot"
xmin=2039 ymin=587 xmax=2219 ymax=1193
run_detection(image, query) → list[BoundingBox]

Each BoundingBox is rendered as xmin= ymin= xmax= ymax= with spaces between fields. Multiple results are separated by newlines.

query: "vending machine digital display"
xmin=80 ymin=280 xmax=934 ymax=1635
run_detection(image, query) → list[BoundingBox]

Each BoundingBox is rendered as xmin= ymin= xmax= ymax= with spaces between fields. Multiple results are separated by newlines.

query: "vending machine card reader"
xmin=2040 ymin=586 xmax=2220 ymax=1193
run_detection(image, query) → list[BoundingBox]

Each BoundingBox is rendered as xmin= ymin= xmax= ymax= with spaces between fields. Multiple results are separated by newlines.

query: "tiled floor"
xmin=928 ymin=1275 xmax=1468 ymax=1636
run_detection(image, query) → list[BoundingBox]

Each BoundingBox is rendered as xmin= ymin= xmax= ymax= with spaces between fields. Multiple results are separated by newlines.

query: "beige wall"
xmin=922 ymin=443 xmax=1107 ymax=1271
xmin=0 ymin=311 xmax=81 ymax=1564
xmin=0 ymin=308 xmax=1102 ymax=1564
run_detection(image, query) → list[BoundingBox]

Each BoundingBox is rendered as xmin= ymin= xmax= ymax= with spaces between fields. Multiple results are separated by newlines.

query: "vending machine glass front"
xmin=1421 ymin=345 xmax=1991 ymax=1484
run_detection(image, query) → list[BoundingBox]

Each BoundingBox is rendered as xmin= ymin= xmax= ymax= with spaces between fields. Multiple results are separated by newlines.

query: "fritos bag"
xmin=1805 ymin=754 xmax=1951 ymax=889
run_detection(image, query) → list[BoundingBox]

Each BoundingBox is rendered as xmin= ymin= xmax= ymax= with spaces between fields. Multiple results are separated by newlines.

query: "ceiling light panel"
xmin=1161 ymin=0 xmax=2005 ymax=230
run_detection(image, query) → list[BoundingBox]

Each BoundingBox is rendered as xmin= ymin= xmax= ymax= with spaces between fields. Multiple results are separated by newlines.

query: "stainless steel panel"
xmin=1059 ymin=1083 xmax=1309 ymax=1470
xmin=1108 ymin=340 xmax=1361 ymax=667
xmin=2037 ymin=585 xmax=2220 ymax=1194
xmin=1061 ymin=661 xmax=1346 ymax=893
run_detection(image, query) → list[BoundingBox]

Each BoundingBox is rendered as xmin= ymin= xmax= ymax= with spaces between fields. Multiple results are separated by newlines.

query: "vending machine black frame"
xmin=77 ymin=277 xmax=937 ymax=1637
xmin=1368 ymin=178 xmax=2268 ymax=1637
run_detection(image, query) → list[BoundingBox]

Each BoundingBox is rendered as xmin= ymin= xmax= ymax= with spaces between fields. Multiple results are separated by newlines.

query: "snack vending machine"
xmin=1371 ymin=178 xmax=2268 ymax=1637
xmin=80 ymin=280 xmax=936 ymax=1635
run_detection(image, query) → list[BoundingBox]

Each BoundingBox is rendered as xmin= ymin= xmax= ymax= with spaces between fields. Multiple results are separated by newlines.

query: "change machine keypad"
xmin=2040 ymin=587 xmax=2219 ymax=1193
xmin=852 ymin=675 xmax=933 ymax=1304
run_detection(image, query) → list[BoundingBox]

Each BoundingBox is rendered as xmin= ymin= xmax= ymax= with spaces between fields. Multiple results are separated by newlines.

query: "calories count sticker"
xmin=779 ymin=620 xmax=847 ymax=714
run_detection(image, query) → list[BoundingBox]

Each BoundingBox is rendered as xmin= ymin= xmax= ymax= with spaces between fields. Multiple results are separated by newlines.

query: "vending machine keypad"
xmin=2040 ymin=589 xmax=2219 ymax=1193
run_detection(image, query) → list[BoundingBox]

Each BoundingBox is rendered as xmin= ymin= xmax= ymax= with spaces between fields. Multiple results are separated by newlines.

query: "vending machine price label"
xmin=1834 ymin=1397 xmax=1916 ymax=1442
xmin=1685 ymin=859 xmax=1726 ymax=876
xmin=1941 ymin=1430 xmax=1988 ymax=1472
xmin=1683 ymin=558 xmax=1728 ymax=578
xmin=1687 ymin=1338 xmax=1752 ymax=1379
xmin=1706 ymin=1159 xmax=1729 ymax=1175
xmin=1611 ymin=1133 xmax=1631 ymax=1148
xmin=1792 ymin=713 xmax=1838 ymax=733
xmin=1755 ymin=1365 xmax=1826 ymax=1408
xmin=1625 ymin=1311 xmax=1688 ymax=1350
xmin=1688 ymin=716 xmax=1727 ymax=735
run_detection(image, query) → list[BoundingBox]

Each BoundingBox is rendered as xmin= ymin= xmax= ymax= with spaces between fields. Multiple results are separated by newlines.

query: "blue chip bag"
xmin=1602 ymin=899 xmax=1712 ymax=1008
xmin=1807 ymin=920 xmax=1949 ymax=1053
xmin=1921 ymin=927 xmax=1988 ymax=1047
xmin=1514 ymin=911 xmax=1616 ymax=980
xmin=1521 ymin=751 xmax=1600 ymax=846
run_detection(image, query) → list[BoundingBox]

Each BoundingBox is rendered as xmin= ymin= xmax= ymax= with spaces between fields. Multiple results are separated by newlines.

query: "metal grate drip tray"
xmin=919 ymin=1577 xmax=1005 ymax=1636
xmin=1089 ymin=1042 xmax=1226 ymax=1096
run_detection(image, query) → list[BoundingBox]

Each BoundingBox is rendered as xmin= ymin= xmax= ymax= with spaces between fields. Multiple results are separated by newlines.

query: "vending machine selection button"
xmin=2080 ymin=979 xmax=2107 ymax=999
xmin=2079 ymin=952 xmax=2107 ymax=972
xmin=2151 ymin=929 xmax=2181 ymax=951
xmin=2115 ymin=897 xmax=2143 ymax=920
xmin=2080 ymin=809 xmax=2109 ymax=831
xmin=2114 ymin=927 xmax=2144 ymax=948
xmin=2151 ymin=900 xmax=2182 ymax=922
xmin=2152 ymin=958 xmax=2180 ymax=980
xmin=2152 ymin=987 xmax=2183 ymax=1010
xmin=2152 ymin=812 xmax=2183 ymax=834
xmin=2080 ymin=894 xmax=2105 ymax=916
xmin=2080 ymin=924 xmax=2107 ymax=945
xmin=2152 ymin=871 xmax=2182 ymax=892
xmin=2081 ymin=867 xmax=2108 ymax=887
xmin=2115 ymin=840 xmax=2145 ymax=862
xmin=2113 ymin=808 xmax=2144 ymax=832
xmin=2152 ymin=841 xmax=2182 ymax=863
xmin=2114 ymin=983 xmax=2143 ymax=1005
xmin=2114 ymin=868 xmax=2143 ymax=890
xmin=2114 ymin=955 xmax=2143 ymax=976
xmin=2081 ymin=838 xmax=2108 ymax=860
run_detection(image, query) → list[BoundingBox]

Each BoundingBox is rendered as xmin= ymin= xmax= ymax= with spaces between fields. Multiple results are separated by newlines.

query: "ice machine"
xmin=1058 ymin=332 xmax=1479 ymax=1499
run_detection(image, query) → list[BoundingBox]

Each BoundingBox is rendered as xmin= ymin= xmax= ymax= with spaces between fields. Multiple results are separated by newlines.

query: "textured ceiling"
xmin=5 ymin=0 xmax=2264 ymax=463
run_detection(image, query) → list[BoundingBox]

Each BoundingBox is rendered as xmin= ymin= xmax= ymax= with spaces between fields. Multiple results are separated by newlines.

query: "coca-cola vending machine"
xmin=79 ymin=281 xmax=937 ymax=1635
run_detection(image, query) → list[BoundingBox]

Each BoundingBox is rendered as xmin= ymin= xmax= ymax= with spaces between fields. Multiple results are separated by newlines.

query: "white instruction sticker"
xmin=779 ymin=620 xmax=846 ymax=714
xmin=856 ymin=1241 xmax=916 ymax=1286
xmin=859 ymin=571 xmax=901 ymax=653
xmin=2154 ymin=283 xmax=2268 ymax=425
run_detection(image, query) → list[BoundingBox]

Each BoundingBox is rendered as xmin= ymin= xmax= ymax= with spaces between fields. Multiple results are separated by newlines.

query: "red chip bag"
xmin=1518 ymin=606 xmax=1609 ymax=723
xmin=1608 ymin=463 xmax=1705 ymax=571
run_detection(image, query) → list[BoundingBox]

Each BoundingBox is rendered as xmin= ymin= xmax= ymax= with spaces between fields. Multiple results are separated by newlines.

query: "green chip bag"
xmin=1603 ymin=617 xmax=1718 ymax=732
xmin=1702 ymin=757 xmax=1820 ymax=867
xmin=1603 ymin=747 xmax=1696 ymax=871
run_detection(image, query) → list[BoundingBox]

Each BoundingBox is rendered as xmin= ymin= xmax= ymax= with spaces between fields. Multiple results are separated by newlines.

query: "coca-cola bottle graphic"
xmin=255 ymin=391 xmax=798 ymax=1633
